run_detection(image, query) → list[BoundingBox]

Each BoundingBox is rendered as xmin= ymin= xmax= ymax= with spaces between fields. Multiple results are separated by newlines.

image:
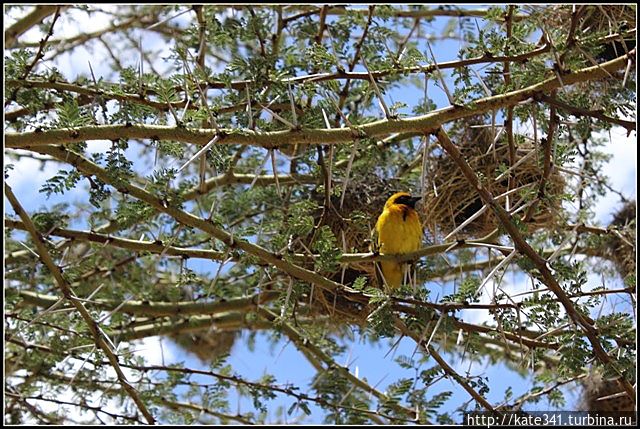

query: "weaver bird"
xmin=373 ymin=192 xmax=423 ymax=291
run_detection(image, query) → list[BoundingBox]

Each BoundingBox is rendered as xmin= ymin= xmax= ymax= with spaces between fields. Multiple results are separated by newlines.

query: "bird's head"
xmin=385 ymin=192 xmax=422 ymax=210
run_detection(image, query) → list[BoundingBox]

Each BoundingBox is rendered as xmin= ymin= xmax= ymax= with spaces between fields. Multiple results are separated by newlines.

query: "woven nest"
xmin=304 ymin=175 xmax=416 ymax=320
xmin=149 ymin=280 xmax=240 ymax=364
xmin=607 ymin=200 xmax=636 ymax=280
xmin=422 ymin=121 xmax=565 ymax=239
xmin=543 ymin=5 xmax=635 ymax=34
xmin=311 ymin=175 xmax=401 ymax=253
xmin=544 ymin=5 xmax=635 ymax=62
xmin=580 ymin=371 xmax=635 ymax=412
xmin=309 ymin=175 xmax=406 ymax=286
xmin=170 ymin=329 xmax=239 ymax=363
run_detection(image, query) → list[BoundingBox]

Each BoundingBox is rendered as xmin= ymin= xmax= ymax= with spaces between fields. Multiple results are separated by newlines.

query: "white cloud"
xmin=5 ymin=140 xmax=114 ymax=213
xmin=592 ymin=126 xmax=637 ymax=224
xmin=131 ymin=336 xmax=176 ymax=366
xmin=4 ymin=150 xmax=76 ymax=210
xmin=459 ymin=269 xmax=529 ymax=327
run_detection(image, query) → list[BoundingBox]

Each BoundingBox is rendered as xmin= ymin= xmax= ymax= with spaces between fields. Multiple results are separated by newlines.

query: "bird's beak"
xmin=408 ymin=196 xmax=422 ymax=208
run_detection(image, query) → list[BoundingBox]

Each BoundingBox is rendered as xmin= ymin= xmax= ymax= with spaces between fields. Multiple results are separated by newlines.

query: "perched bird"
xmin=373 ymin=192 xmax=423 ymax=291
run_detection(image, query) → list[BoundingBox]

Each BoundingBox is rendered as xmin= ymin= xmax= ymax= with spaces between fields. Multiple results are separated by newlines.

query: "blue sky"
xmin=5 ymin=5 xmax=636 ymax=424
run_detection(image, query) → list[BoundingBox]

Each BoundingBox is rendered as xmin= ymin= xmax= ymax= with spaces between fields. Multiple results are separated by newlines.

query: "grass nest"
xmin=606 ymin=200 xmax=636 ymax=281
xmin=148 ymin=280 xmax=241 ymax=364
xmin=545 ymin=5 xmax=636 ymax=34
xmin=170 ymin=330 xmax=239 ymax=363
xmin=543 ymin=5 xmax=635 ymax=62
xmin=309 ymin=174 xmax=407 ymax=286
xmin=421 ymin=121 xmax=565 ymax=239
xmin=304 ymin=174 xmax=424 ymax=321
xmin=310 ymin=174 xmax=428 ymax=282
xmin=311 ymin=174 xmax=402 ymax=253
xmin=579 ymin=371 xmax=636 ymax=412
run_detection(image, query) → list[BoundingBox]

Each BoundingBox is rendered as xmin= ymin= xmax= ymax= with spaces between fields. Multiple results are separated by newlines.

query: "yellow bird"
xmin=373 ymin=192 xmax=423 ymax=291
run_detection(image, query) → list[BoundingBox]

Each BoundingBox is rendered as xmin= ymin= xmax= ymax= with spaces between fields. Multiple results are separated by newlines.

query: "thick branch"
xmin=16 ymin=289 xmax=277 ymax=318
xmin=7 ymin=48 xmax=634 ymax=150
xmin=5 ymin=5 xmax=62 ymax=48
xmin=5 ymin=218 xmax=226 ymax=261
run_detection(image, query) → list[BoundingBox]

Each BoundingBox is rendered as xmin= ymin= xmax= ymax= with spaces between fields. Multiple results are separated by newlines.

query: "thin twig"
xmin=5 ymin=184 xmax=156 ymax=425
xmin=395 ymin=317 xmax=495 ymax=411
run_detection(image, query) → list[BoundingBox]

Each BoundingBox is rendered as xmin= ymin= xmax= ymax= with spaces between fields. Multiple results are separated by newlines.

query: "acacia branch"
xmin=19 ymin=7 xmax=62 ymax=81
xmin=16 ymin=289 xmax=278 ymax=318
xmin=394 ymin=304 xmax=558 ymax=351
xmin=497 ymin=374 xmax=586 ymax=411
xmin=524 ymin=102 xmax=557 ymax=221
xmin=5 ymin=218 xmax=226 ymax=261
xmin=4 ymin=392 xmax=143 ymax=424
xmin=330 ymin=4 xmax=376 ymax=128
xmin=7 ymin=48 xmax=634 ymax=150
xmin=289 ymin=5 xmax=528 ymax=21
xmin=395 ymin=317 xmax=496 ymax=412
xmin=433 ymin=127 xmax=636 ymax=404
xmin=5 ymin=78 xmax=190 ymax=112
xmin=14 ymin=16 xmax=145 ymax=47
xmin=183 ymin=172 xmax=321 ymax=199
xmin=4 ymin=184 xmax=156 ymax=425
xmin=5 ymin=211 xmax=497 ymax=267
xmin=5 ymin=5 xmax=63 ymax=48
xmin=329 ymin=230 xmax=502 ymax=264
xmin=28 ymin=144 xmax=361 ymax=300
xmin=503 ymin=6 xmax=517 ymax=209
xmin=538 ymin=94 xmax=636 ymax=133
xmin=288 ymin=40 xmax=549 ymax=91
xmin=162 ymin=398 xmax=256 ymax=425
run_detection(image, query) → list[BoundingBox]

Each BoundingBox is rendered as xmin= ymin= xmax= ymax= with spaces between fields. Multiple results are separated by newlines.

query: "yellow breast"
xmin=375 ymin=205 xmax=422 ymax=255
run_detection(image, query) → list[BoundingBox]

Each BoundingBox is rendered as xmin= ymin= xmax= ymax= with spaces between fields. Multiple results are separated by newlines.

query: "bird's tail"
xmin=380 ymin=261 xmax=404 ymax=291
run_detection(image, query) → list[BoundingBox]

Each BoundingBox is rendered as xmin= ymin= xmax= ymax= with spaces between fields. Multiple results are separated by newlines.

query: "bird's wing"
xmin=370 ymin=226 xmax=380 ymax=254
